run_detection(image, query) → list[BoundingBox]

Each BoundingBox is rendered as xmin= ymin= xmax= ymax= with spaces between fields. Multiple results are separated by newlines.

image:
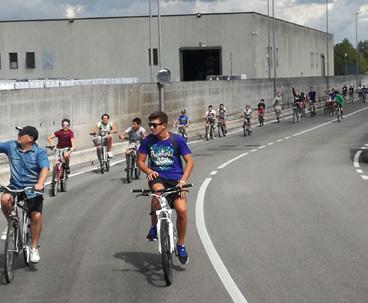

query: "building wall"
xmin=0 ymin=13 xmax=334 ymax=82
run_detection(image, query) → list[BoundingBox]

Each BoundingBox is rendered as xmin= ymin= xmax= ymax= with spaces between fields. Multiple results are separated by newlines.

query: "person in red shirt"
xmin=47 ymin=119 xmax=76 ymax=174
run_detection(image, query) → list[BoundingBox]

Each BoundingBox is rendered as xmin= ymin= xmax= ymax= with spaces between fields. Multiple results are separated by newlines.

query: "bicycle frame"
xmin=51 ymin=148 xmax=69 ymax=181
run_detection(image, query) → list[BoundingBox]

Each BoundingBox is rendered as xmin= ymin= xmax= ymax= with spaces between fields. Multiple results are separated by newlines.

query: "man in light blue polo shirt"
xmin=0 ymin=126 xmax=49 ymax=264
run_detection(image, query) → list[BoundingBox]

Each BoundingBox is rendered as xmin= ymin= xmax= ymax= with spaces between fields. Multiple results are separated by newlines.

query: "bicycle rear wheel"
xmin=160 ymin=221 xmax=173 ymax=286
xmin=4 ymin=223 xmax=17 ymax=283
xmin=134 ymin=156 xmax=141 ymax=179
xmin=105 ymin=160 xmax=110 ymax=172
xmin=51 ymin=166 xmax=58 ymax=197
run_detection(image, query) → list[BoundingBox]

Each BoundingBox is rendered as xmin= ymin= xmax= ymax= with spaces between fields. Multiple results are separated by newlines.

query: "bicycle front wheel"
xmin=160 ymin=221 xmax=173 ymax=286
xmin=60 ymin=169 xmax=67 ymax=192
xmin=4 ymin=224 xmax=17 ymax=283
xmin=21 ymin=215 xmax=31 ymax=266
xmin=51 ymin=166 xmax=58 ymax=197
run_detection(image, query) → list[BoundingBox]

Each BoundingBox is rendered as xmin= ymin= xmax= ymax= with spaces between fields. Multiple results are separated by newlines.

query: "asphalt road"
xmin=1 ymin=102 xmax=368 ymax=303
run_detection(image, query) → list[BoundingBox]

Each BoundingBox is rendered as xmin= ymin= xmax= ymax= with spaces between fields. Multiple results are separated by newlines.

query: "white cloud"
xmin=65 ymin=4 xmax=83 ymax=18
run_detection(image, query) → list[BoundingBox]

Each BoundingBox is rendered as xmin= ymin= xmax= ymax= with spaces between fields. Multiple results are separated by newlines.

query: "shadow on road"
xmin=113 ymin=251 xmax=185 ymax=288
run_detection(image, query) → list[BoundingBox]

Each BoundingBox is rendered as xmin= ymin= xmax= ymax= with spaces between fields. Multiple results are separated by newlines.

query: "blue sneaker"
xmin=146 ymin=225 xmax=157 ymax=241
xmin=177 ymin=244 xmax=189 ymax=265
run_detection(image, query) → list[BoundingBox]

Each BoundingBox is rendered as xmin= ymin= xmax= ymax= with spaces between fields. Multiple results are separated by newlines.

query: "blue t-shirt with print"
xmin=138 ymin=133 xmax=191 ymax=180
xmin=177 ymin=115 xmax=189 ymax=125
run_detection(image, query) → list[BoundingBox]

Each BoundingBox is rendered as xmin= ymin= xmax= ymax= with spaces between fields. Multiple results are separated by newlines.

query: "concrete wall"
xmin=1 ymin=74 xmax=367 ymax=184
xmin=0 ymin=12 xmax=333 ymax=82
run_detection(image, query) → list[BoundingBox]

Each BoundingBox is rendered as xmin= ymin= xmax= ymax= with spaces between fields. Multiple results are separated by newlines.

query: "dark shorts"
xmin=148 ymin=177 xmax=181 ymax=206
xmin=7 ymin=192 xmax=44 ymax=214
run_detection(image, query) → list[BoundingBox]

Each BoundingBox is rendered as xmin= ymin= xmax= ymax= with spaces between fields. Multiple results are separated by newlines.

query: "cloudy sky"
xmin=1 ymin=0 xmax=367 ymax=44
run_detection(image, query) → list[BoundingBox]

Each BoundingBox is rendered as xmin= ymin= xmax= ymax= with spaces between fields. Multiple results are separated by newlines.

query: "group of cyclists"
xmin=0 ymin=82 xmax=364 ymax=272
xmin=0 ymin=111 xmax=194 ymax=266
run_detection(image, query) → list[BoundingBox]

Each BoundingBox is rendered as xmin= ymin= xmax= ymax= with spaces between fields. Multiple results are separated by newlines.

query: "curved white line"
xmin=196 ymin=177 xmax=248 ymax=303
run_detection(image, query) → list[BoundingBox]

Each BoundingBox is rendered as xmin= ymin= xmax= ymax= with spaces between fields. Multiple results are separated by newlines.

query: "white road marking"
xmin=356 ymin=169 xmax=363 ymax=174
xmin=250 ymin=149 xmax=257 ymax=152
xmin=210 ymin=171 xmax=218 ymax=175
xmin=360 ymin=147 xmax=368 ymax=150
xmin=217 ymin=153 xmax=248 ymax=169
xmin=259 ymin=145 xmax=266 ymax=149
xmin=277 ymin=139 xmax=283 ymax=142
xmin=354 ymin=151 xmax=362 ymax=168
xmin=267 ymin=142 xmax=274 ymax=146
xmin=361 ymin=175 xmax=368 ymax=180
xmin=284 ymin=136 xmax=291 ymax=140
xmin=196 ymin=178 xmax=249 ymax=303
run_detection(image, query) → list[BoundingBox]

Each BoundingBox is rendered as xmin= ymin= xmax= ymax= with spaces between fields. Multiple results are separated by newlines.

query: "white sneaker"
xmin=30 ymin=248 xmax=40 ymax=263
xmin=107 ymin=152 xmax=113 ymax=158
xmin=1 ymin=226 xmax=7 ymax=241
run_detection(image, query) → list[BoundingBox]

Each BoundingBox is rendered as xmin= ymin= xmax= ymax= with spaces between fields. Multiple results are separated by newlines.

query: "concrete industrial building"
xmin=0 ymin=12 xmax=334 ymax=82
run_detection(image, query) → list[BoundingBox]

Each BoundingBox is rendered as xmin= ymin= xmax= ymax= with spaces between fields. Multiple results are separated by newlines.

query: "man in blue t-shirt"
xmin=0 ymin=126 xmax=49 ymax=264
xmin=137 ymin=111 xmax=193 ymax=265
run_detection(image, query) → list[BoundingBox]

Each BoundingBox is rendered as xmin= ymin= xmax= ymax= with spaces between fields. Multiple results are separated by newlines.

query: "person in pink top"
xmin=47 ymin=119 xmax=76 ymax=174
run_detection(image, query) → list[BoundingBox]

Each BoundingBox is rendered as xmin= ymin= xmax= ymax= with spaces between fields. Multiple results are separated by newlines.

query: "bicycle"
xmin=91 ymin=131 xmax=110 ymax=174
xmin=126 ymin=141 xmax=140 ymax=183
xmin=0 ymin=186 xmax=41 ymax=283
xmin=176 ymin=125 xmax=188 ymax=142
xmin=205 ymin=118 xmax=216 ymax=140
xmin=292 ymin=103 xmax=301 ymax=123
xmin=257 ymin=109 xmax=265 ymax=126
xmin=132 ymin=184 xmax=192 ymax=286
xmin=242 ymin=118 xmax=252 ymax=136
xmin=217 ymin=118 xmax=226 ymax=138
xmin=336 ymin=105 xmax=342 ymax=122
xmin=46 ymin=146 xmax=70 ymax=196
xmin=274 ymin=105 xmax=282 ymax=123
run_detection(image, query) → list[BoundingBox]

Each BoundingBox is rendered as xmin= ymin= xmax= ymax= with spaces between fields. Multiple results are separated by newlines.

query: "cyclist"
xmin=348 ymin=86 xmax=354 ymax=103
xmin=308 ymin=87 xmax=317 ymax=116
xmin=242 ymin=104 xmax=252 ymax=130
xmin=174 ymin=109 xmax=190 ymax=139
xmin=334 ymin=90 xmax=345 ymax=118
xmin=257 ymin=98 xmax=266 ymax=126
xmin=91 ymin=114 xmax=117 ymax=158
xmin=273 ymin=92 xmax=282 ymax=122
xmin=0 ymin=126 xmax=49 ymax=264
xmin=47 ymin=118 xmax=76 ymax=174
xmin=119 ymin=117 xmax=146 ymax=161
xmin=137 ymin=111 xmax=193 ymax=265
xmin=205 ymin=105 xmax=216 ymax=123
xmin=217 ymin=103 xmax=227 ymax=134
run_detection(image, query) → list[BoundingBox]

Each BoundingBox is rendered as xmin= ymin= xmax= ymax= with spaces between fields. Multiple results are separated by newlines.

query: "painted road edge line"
xmin=196 ymin=177 xmax=248 ymax=303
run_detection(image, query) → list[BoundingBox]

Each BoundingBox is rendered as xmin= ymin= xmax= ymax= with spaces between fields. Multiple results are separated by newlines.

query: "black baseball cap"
xmin=16 ymin=126 xmax=39 ymax=141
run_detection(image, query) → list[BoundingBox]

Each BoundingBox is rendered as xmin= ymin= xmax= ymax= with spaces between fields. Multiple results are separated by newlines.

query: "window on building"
xmin=9 ymin=52 xmax=18 ymax=69
xmin=26 ymin=52 xmax=35 ymax=69
xmin=315 ymin=53 xmax=318 ymax=68
xmin=310 ymin=52 xmax=314 ymax=68
xmin=148 ymin=48 xmax=158 ymax=66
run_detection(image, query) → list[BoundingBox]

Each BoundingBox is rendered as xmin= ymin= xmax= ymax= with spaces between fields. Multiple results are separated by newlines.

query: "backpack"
xmin=146 ymin=132 xmax=181 ymax=166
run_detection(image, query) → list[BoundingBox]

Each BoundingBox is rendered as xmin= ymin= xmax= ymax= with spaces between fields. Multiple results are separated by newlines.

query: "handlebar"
xmin=131 ymin=183 xmax=193 ymax=194
xmin=0 ymin=185 xmax=43 ymax=195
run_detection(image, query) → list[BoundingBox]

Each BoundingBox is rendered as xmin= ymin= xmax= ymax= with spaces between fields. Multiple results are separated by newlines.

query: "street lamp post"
xmin=326 ymin=0 xmax=329 ymax=89
xmin=355 ymin=11 xmax=361 ymax=87
xmin=344 ymin=53 xmax=347 ymax=82
xmin=272 ymin=0 xmax=277 ymax=98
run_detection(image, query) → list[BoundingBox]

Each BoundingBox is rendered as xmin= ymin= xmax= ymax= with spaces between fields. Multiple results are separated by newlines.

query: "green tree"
xmin=334 ymin=38 xmax=368 ymax=75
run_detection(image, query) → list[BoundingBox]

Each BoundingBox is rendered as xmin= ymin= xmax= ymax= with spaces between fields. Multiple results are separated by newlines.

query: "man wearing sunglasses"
xmin=137 ymin=111 xmax=194 ymax=265
xmin=47 ymin=118 xmax=76 ymax=174
xmin=0 ymin=126 xmax=49 ymax=263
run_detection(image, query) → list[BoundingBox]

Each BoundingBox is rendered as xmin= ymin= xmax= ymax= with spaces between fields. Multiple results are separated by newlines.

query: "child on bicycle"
xmin=119 ymin=117 xmax=146 ymax=162
xmin=174 ymin=109 xmax=189 ymax=139
xmin=90 ymin=114 xmax=117 ymax=158
xmin=242 ymin=104 xmax=252 ymax=130
xmin=137 ymin=111 xmax=193 ymax=265
xmin=47 ymin=118 xmax=76 ymax=174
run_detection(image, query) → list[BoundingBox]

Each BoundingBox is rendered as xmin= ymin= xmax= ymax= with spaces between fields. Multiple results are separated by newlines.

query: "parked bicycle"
xmin=126 ymin=141 xmax=140 ymax=183
xmin=0 ymin=186 xmax=41 ymax=283
xmin=205 ymin=117 xmax=216 ymax=140
xmin=132 ymin=184 xmax=192 ymax=286
xmin=46 ymin=146 xmax=70 ymax=196
xmin=176 ymin=124 xmax=188 ymax=142
xmin=91 ymin=131 xmax=110 ymax=174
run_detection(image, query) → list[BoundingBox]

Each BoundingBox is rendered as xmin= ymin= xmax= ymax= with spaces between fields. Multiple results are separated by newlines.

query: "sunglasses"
xmin=148 ymin=122 xmax=164 ymax=128
xmin=63 ymin=123 xmax=70 ymax=127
